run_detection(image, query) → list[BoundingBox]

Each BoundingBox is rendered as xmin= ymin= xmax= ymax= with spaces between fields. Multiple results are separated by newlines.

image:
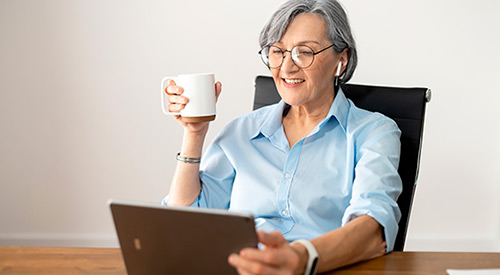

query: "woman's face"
xmin=270 ymin=13 xmax=347 ymax=108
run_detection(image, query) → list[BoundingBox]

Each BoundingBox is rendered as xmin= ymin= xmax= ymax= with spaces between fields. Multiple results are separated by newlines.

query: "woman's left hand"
xmin=228 ymin=231 xmax=303 ymax=275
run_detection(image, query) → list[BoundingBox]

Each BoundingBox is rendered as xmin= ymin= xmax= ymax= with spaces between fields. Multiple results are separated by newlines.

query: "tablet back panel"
xmin=110 ymin=201 xmax=257 ymax=275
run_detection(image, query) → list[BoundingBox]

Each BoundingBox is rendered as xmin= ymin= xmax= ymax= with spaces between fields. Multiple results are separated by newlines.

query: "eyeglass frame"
xmin=258 ymin=43 xmax=335 ymax=69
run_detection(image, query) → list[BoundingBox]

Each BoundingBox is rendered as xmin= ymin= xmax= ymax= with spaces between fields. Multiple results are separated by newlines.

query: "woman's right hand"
xmin=165 ymin=79 xmax=222 ymax=134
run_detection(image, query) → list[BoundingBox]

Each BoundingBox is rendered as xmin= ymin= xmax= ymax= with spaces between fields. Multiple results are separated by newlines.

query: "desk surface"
xmin=1 ymin=247 xmax=500 ymax=275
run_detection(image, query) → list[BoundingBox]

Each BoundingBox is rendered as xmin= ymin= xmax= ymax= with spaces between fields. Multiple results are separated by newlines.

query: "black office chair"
xmin=253 ymin=75 xmax=431 ymax=251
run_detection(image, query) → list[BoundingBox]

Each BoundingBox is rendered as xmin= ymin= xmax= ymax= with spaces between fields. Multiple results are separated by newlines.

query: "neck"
xmin=286 ymin=90 xmax=336 ymax=126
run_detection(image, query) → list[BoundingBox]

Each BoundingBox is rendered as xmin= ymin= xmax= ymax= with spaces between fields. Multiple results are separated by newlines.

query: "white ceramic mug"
xmin=161 ymin=73 xmax=216 ymax=123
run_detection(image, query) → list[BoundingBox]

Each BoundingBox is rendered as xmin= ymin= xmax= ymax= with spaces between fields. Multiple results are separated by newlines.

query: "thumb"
xmin=215 ymin=81 xmax=222 ymax=101
xmin=257 ymin=230 xmax=287 ymax=248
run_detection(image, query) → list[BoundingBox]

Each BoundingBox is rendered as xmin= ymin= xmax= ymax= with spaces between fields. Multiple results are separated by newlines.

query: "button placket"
xmin=277 ymin=140 xmax=303 ymax=219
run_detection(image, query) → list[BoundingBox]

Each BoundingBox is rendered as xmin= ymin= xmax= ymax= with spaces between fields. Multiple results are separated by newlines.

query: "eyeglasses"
xmin=258 ymin=44 xmax=335 ymax=69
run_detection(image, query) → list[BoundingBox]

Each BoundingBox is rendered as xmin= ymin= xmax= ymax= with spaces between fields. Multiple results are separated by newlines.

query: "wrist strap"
xmin=292 ymin=239 xmax=319 ymax=275
xmin=176 ymin=152 xmax=201 ymax=164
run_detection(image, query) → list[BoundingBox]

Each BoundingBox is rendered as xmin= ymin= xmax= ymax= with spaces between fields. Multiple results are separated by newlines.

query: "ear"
xmin=336 ymin=62 xmax=342 ymax=76
xmin=337 ymin=49 xmax=349 ymax=76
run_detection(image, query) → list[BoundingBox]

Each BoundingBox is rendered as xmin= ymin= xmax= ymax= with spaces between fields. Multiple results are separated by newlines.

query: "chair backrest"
xmin=253 ymin=75 xmax=430 ymax=251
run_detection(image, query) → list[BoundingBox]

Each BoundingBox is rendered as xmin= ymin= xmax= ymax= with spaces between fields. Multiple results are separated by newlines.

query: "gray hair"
xmin=259 ymin=0 xmax=357 ymax=84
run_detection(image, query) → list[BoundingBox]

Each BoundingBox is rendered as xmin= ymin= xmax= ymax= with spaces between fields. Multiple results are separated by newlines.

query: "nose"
xmin=280 ymin=51 xmax=300 ymax=73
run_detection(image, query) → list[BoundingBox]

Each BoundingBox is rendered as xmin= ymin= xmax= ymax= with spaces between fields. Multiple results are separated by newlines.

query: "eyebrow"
xmin=298 ymin=40 xmax=321 ymax=45
xmin=275 ymin=40 xmax=321 ymax=45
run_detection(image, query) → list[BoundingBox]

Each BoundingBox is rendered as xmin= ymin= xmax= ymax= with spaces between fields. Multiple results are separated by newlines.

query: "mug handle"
xmin=161 ymin=76 xmax=180 ymax=115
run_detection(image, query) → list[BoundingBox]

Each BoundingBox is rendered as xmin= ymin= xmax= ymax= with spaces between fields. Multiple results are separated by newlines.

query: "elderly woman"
xmin=163 ymin=0 xmax=402 ymax=274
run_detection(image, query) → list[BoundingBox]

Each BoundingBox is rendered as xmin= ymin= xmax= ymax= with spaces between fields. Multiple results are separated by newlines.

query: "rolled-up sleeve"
xmin=341 ymin=118 xmax=402 ymax=252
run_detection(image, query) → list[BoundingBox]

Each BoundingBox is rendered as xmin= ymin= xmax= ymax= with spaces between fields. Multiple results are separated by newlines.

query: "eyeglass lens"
xmin=262 ymin=45 xmax=315 ymax=68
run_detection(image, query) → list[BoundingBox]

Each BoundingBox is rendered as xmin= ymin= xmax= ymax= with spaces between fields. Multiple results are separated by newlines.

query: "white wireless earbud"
xmin=336 ymin=62 xmax=342 ymax=76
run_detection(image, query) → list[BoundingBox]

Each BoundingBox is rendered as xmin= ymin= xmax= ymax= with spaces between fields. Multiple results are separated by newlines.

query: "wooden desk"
xmin=0 ymin=247 xmax=125 ymax=275
xmin=1 ymin=247 xmax=500 ymax=275
xmin=331 ymin=252 xmax=500 ymax=274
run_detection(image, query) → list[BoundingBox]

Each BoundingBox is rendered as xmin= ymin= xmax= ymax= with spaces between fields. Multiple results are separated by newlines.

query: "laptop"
xmin=109 ymin=200 xmax=258 ymax=275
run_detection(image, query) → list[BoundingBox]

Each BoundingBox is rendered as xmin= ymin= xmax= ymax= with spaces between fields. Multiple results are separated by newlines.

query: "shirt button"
xmin=285 ymin=174 xmax=291 ymax=179
xmin=282 ymin=210 xmax=288 ymax=216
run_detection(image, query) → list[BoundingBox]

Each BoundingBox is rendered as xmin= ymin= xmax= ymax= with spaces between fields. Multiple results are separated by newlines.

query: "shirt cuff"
xmin=160 ymin=194 xmax=204 ymax=208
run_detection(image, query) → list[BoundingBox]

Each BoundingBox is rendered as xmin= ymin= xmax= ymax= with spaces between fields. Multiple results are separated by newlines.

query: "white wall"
xmin=1 ymin=0 xmax=499 ymax=251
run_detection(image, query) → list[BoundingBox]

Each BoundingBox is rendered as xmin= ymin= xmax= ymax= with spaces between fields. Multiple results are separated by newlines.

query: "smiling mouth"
xmin=283 ymin=78 xmax=305 ymax=84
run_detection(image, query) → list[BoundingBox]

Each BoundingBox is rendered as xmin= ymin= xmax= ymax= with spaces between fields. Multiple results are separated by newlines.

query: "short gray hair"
xmin=259 ymin=0 xmax=357 ymax=84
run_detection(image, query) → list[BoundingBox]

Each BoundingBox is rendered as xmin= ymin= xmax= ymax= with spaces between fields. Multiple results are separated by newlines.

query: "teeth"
xmin=284 ymin=78 xmax=305 ymax=84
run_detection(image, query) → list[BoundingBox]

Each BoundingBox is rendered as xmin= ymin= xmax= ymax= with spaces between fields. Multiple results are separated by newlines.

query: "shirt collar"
xmin=251 ymin=100 xmax=286 ymax=140
xmin=327 ymin=87 xmax=349 ymax=131
xmin=250 ymin=87 xmax=350 ymax=140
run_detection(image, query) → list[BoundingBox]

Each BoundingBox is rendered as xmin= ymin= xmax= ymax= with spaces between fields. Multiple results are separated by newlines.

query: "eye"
xmin=294 ymin=46 xmax=314 ymax=56
xmin=268 ymin=46 xmax=284 ymax=56
xmin=298 ymin=48 xmax=314 ymax=55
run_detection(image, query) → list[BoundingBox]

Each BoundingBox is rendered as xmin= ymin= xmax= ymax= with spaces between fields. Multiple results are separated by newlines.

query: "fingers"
xmin=164 ymin=79 xmax=222 ymax=112
xmin=168 ymin=102 xmax=184 ymax=113
xmin=167 ymin=94 xmax=188 ymax=112
xmin=165 ymin=80 xmax=184 ymax=95
xmin=165 ymin=80 xmax=221 ymax=97
xmin=228 ymin=231 xmax=300 ymax=275
xmin=165 ymin=80 xmax=188 ymax=112
xmin=238 ymin=248 xmax=283 ymax=266
xmin=228 ymin=253 xmax=280 ymax=275
xmin=168 ymin=94 xmax=188 ymax=105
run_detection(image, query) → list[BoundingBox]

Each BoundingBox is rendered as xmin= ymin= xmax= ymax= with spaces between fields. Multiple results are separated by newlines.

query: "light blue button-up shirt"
xmin=162 ymin=88 xmax=402 ymax=252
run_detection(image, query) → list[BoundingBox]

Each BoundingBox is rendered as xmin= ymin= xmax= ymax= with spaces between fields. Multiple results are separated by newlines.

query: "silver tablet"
xmin=109 ymin=200 xmax=258 ymax=275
